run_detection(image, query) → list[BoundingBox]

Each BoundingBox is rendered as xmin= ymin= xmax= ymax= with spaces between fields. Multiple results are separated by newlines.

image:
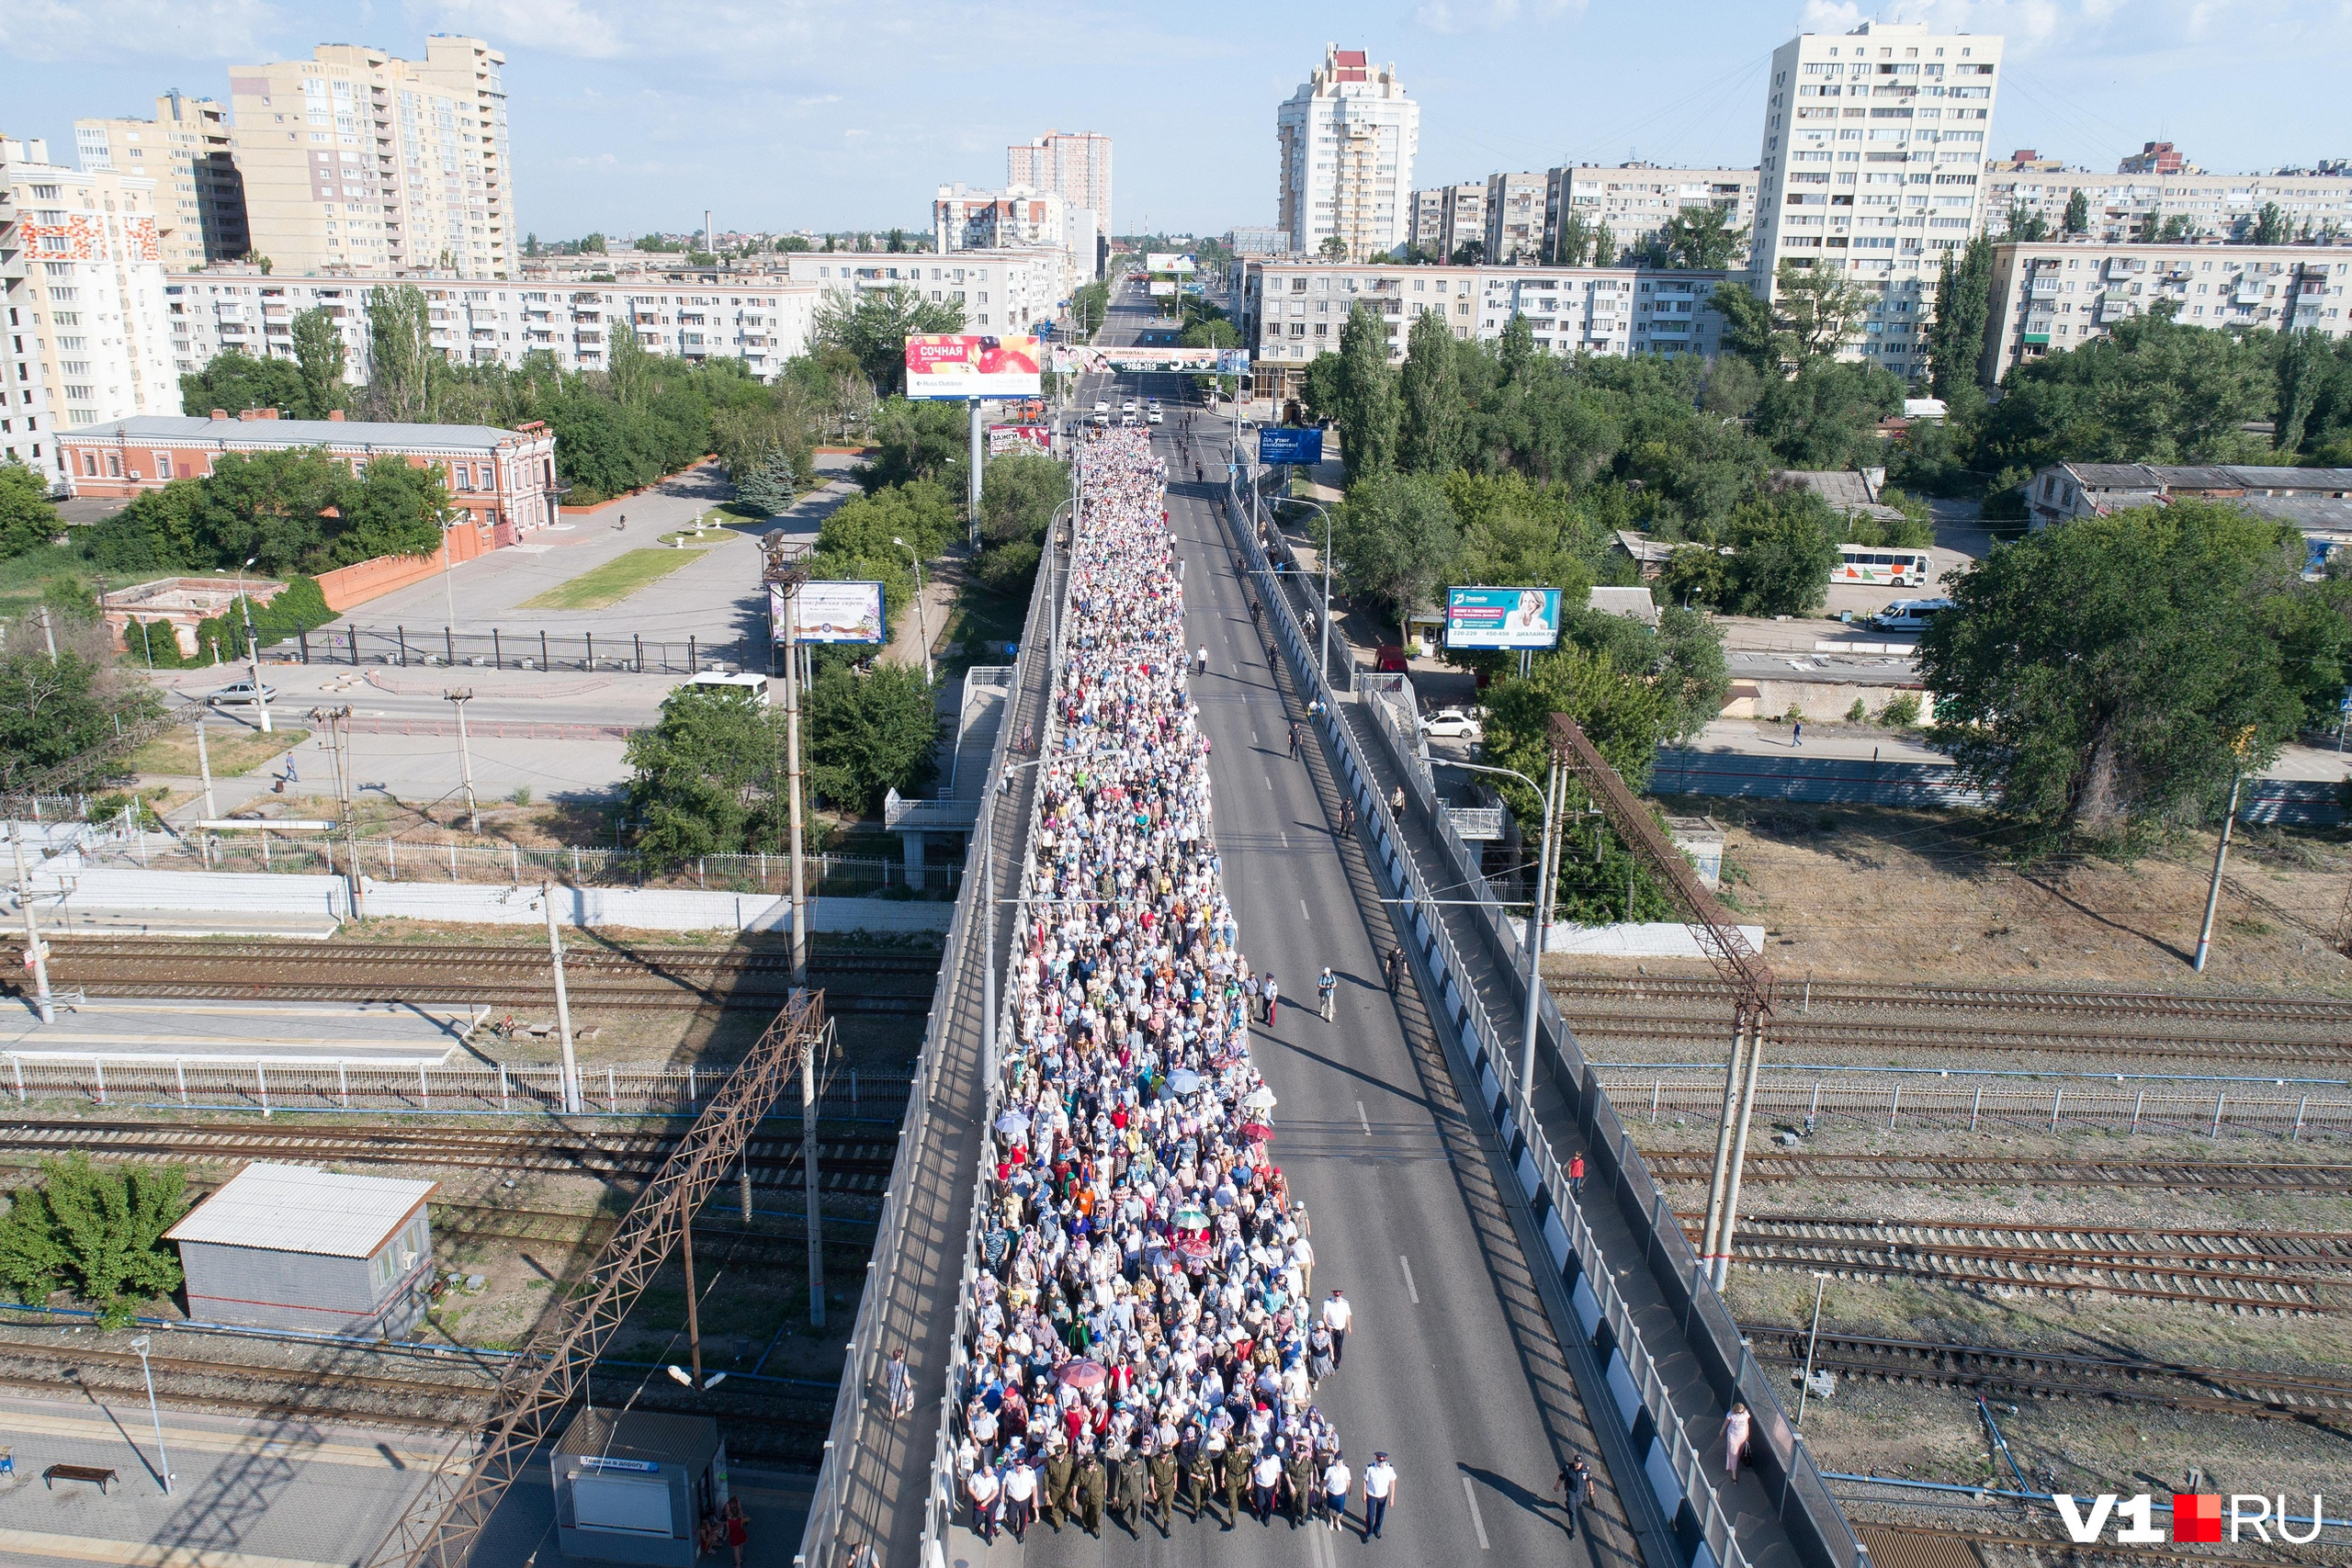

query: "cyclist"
xmin=1317 ymin=967 xmax=1338 ymax=1022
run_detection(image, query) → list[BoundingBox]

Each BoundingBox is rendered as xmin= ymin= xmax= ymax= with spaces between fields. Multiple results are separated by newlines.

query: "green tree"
xmin=1331 ymin=302 xmax=1401 ymax=479
xmin=0 ymin=1154 xmax=187 ymax=1327
xmin=1716 ymin=489 xmax=1840 ymax=616
xmin=1449 ymin=239 xmax=1486 ymax=266
xmin=1591 ymin=221 xmax=1616 ymax=265
xmin=1975 ymin=310 xmax=2276 ymax=473
xmin=979 ymin=452 xmax=1069 ymax=547
xmin=2002 ymin=205 xmax=2051 ymax=242
xmin=812 ymin=285 xmax=967 ymax=395
xmin=290 ymin=306 xmax=347 ymax=417
xmin=2275 ymin=329 xmax=2336 ymax=456
xmin=804 ymin=662 xmax=940 ymax=813
xmin=1659 ymin=204 xmax=1748 ymax=269
xmin=863 ymin=398 xmax=971 ymax=493
xmin=1553 ymin=212 xmax=1592 ymax=268
xmin=2063 ymin=188 xmax=2091 ymax=235
xmin=1709 ymin=280 xmax=1780 ymax=370
xmin=1920 ymin=499 xmax=2304 ymax=849
xmin=1397 ymin=308 xmax=1465 ymax=475
xmin=1751 ymin=360 xmax=1905 ymax=469
xmin=1318 ymin=235 xmax=1349 ymax=259
xmin=0 ymin=459 xmax=60 ymax=559
xmin=1925 ymin=234 xmax=1996 ymax=398
xmin=180 ymin=351 xmax=308 ymax=419
xmin=1332 ymin=470 xmax=1461 ymax=647
xmin=365 ymin=283 xmax=436 ymax=422
xmin=625 ymin=686 xmax=782 ymax=864
xmin=2158 ymin=213 xmax=2197 ymax=243
xmin=1299 ymin=351 xmax=1346 ymax=424
xmin=1773 ymin=261 xmax=1872 ymax=364
xmin=732 ymin=447 xmax=800 ymax=515
xmin=2253 ymin=201 xmax=2290 ymax=246
xmin=333 ymin=457 xmax=454 ymax=567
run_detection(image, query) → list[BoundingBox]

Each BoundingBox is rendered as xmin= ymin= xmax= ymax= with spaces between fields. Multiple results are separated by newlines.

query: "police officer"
xmin=1149 ymin=1438 xmax=1180 ymax=1533
xmin=1187 ymin=1432 xmax=1217 ymax=1523
xmin=1113 ymin=1437 xmax=1148 ymax=1531
xmin=1222 ymin=1439 xmax=1252 ymax=1527
xmin=1286 ymin=1439 xmax=1319 ymax=1527
xmin=1044 ymin=1439 xmax=1076 ymax=1531
xmin=1077 ymin=1448 xmax=1109 ymax=1537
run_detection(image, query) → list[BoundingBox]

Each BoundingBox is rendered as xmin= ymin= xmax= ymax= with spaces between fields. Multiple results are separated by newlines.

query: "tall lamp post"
xmin=234 ymin=556 xmax=273 ymax=734
xmin=1278 ymin=496 xmax=1336 ymax=683
xmin=891 ymin=536 xmax=932 ymax=686
xmin=1436 ymin=756 xmax=1565 ymax=1122
xmin=129 ymin=1335 xmax=172 ymax=1494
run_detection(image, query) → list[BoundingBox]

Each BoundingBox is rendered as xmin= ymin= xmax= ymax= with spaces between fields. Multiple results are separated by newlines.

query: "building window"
xmin=154 ymin=453 xmax=174 ymax=479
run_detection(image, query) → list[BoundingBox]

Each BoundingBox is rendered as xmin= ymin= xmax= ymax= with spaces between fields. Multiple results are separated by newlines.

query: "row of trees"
xmin=81 ymin=446 xmax=453 ymax=581
xmin=1396 ymin=205 xmax=1748 ymax=272
xmin=1999 ymin=193 xmax=2328 ymax=248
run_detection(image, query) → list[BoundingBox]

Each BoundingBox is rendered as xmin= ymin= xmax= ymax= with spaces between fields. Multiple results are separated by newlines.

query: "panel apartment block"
xmin=1752 ymin=19 xmax=2002 ymax=369
xmin=1544 ymin=165 xmax=1758 ymax=265
xmin=1278 ymin=47 xmax=1419 ymax=262
xmin=228 ymin=37 xmax=514 ymax=278
xmin=779 ymin=250 xmax=1069 ymax=333
xmin=1982 ymin=155 xmax=2352 ymax=244
xmin=74 ymin=93 xmax=250 ymax=268
xmin=1008 ymin=130 xmax=1112 ymax=245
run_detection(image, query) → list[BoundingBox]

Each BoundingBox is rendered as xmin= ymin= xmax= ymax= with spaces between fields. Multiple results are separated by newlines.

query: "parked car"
xmin=1420 ymin=707 xmax=1483 ymax=741
xmin=1870 ymin=597 xmax=1955 ymax=633
xmin=207 ymin=680 xmax=277 ymax=707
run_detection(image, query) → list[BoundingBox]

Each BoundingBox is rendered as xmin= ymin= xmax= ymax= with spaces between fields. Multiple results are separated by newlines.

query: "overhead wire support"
xmin=360 ymin=991 xmax=830 ymax=1568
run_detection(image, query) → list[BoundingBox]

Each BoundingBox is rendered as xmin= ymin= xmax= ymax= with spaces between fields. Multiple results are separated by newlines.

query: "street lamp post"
xmin=10 ymin=824 xmax=55 ymax=1024
xmin=1275 ymin=496 xmax=1336 ymax=683
xmin=446 ymin=687 xmax=480 ymax=833
xmin=891 ymin=536 xmax=932 ymax=686
xmin=1438 ymin=757 xmax=1564 ymax=1120
xmin=234 ymin=557 xmax=273 ymax=734
xmin=538 ymin=881 xmax=582 ymax=1114
xmin=129 ymin=1335 xmax=172 ymax=1493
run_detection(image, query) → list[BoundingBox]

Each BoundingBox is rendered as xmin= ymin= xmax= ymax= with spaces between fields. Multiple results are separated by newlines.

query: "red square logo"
xmin=2174 ymin=1495 xmax=2222 ymax=1543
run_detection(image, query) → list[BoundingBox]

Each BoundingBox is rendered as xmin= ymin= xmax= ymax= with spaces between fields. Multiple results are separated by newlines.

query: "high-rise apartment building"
xmin=1981 ymin=152 xmax=2352 ymax=245
xmin=74 ymin=94 xmax=250 ymax=270
xmin=1008 ymin=130 xmax=1112 ymax=243
xmin=1750 ymin=19 xmax=2002 ymax=370
xmin=1277 ymin=47 xmax=1419 ymax=262
xmin=227 ymin=37 xmax=514 ymax=277
xmin=1407 ymin=184 xmax=1487 ymax=262
xmin=1484 ymin=172 xmax=1548 ymax=264
xmin=1 ymin=134 xmax=178 ymax=478
xmin=1544 ymin=165 xmax=1758 ymax=265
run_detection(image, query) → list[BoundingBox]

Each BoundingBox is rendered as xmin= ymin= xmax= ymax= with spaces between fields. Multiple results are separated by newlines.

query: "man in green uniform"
xmin=1188 ymin=1435 xmax=1220 ymax=1524
xmin=1114 ymin=1438 xmax=1148 ymax=1531
xmin=1077 ymin=1449 xmax=1108 ymax=1537
xmin=1286 ymin=1441 xmax=1318 ymax=1527
xmin=1221 ymin=1440 xmax=1251 ymax=1527
xmin=1043 ymin=1441 xmax=1076 ymax=1531
xmin=1149 ymin=1439 xmax=1180 ymax=1533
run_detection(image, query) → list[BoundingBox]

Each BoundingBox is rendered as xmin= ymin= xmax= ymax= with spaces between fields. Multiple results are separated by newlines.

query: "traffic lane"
xmin=153 ymin=665 xmax=684 ymax=728
xmin=1171 ymin=479 xmax=1580 ymax=1563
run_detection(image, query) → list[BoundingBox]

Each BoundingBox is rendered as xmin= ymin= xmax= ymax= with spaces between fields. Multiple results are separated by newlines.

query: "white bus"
xmin=1834 ymin=545 xmax=1932 ymax=586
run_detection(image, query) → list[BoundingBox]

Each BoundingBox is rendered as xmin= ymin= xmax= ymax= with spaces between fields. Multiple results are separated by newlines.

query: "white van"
xmin=675 ymin=671 xmax=770 ymax=705
xmin=1870 ymin=598 xmax=1955 ymax=633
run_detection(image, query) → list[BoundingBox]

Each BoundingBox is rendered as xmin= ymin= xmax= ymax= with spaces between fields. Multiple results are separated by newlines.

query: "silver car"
xmin=208 ymin=679 xmax=278 ymax=707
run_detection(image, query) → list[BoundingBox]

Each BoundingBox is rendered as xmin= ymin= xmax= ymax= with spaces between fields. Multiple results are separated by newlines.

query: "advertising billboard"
xmin=1050 ymin=345 xmax=1251 ymax=375
xmin=1258 ymin=426 xmax=1325 ymax=465
xmin=1146 ymin=253 xmax=1196 ymax=274
xmin=1445 ymin=586 xmax=1563 ymax=650
xmin=988 ymin=423 xmax=1052 ymax=456
xmin=771 ymin=580 xmax=886 ymax=645
xmin=1148 ymin=280 xmax=1177 ymax=297
xmin=902 ymin=333 xmax=1042 ymax=400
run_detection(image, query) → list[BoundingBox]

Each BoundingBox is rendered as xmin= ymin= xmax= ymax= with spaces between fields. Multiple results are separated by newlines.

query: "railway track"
xmin=1706 ymin=1213 xmax=2351 ymax=1311
xmin=0 ymin=1118 xmax=901 ymax=1193
xmin=1551 ymin=974 xmax=2352 ymax=1026
xmin=0 ymin=939 xmax=938 ymax=1014
xmin=1747 ymin=1325 xmax=2352 ymax=1421
xmin=1560 ymin=1010 xmax=2352 ymax=1067
xmin=1643 ymin=1148 xmax=2352 ymax=1193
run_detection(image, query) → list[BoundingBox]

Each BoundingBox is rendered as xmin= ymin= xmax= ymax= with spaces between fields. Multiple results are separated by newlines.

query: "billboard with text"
xmin=1258 ymin=426 xmax=1324 ymax=465
xmin=988 ymin=423 xmax=1052 ymax=456
xmin=903 ymin=333 xmax=1041 ymax=399
xmin=1051 ymin=344 xmax=1250 ymax=375
xmin=772 ymin=580 xmax=886 ymax=645
xmin=1146 ymin=253 xmax=1196 ymax=273
xmin=1445 ymin=586 xmax=1562 ymax=650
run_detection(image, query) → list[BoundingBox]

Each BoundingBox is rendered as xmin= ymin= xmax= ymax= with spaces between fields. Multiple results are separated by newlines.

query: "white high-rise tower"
xmin=1277 ymin=47 xmax=1419 ymax=263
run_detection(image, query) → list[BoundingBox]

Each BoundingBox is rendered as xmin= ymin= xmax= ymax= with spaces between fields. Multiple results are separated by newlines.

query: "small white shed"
xmin=164 ymin=1162 xmax=438 ymax=1337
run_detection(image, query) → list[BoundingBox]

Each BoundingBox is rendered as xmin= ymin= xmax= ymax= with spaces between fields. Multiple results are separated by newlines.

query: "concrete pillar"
xmin=902 ymin=829 xmax=927 ymax=892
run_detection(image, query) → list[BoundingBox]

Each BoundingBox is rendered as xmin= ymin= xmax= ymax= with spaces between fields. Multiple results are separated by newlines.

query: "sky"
xmin=4 ymin=0 xmax=2348 ymax=242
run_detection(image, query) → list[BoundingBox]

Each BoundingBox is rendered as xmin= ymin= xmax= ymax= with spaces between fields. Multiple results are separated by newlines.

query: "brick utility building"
xmin=164 ymin=1161 xmax=437 ymax=1336
xmin=54 ymin=408 xmax=560 ymax=536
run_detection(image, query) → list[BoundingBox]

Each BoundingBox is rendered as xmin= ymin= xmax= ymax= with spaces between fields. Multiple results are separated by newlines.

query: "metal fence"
xmin=295 ymin=623 xmax=765 ymax=676
xmin=1603 ymin=1076 xmax=2352 ymax=1142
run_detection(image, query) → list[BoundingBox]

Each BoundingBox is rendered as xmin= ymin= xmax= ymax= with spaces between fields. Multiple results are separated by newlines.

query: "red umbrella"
xmin=1058 ymin=1359 xmax=1108 ymax=1391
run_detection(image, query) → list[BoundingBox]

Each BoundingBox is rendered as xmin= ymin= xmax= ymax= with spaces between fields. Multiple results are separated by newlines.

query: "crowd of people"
xmin=945 ymin=423 xmax=1376 ymax=1541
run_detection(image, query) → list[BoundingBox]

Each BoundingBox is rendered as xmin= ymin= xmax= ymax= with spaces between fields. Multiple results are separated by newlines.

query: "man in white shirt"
xmin=1362 ymin=1451 xmax=1397 ymax=1539
xmin=1252 ymin=1446 xmax=1283 ymax=1524
xmin=1322 ymin=1288 xmax=1352 ymax=1366
xmin=1322 ymin=1452 xmax=1352 ymax=1530
xmin=967 ymin=1464 xmax=1001 ymax=1543
xmin=1003 ymin=1457 xmax=1038 ymax=1543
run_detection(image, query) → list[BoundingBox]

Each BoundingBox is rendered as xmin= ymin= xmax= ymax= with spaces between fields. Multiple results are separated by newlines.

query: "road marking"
xmin=1300 ymin=898 xmax=1312 ymax=922
xmin=1268 ymin=775 xmax=1274 ymax=790
xmin=1280 ymin=831 xmax=1290 ymax=849
xmin=1400 ymin=1254 xmax=1420 ymax=1303
xmin=1357 ymin=1099 xmax=1371 ymax=1134
xmin=1462 ymin=1474 xmax=1491 ymax=1549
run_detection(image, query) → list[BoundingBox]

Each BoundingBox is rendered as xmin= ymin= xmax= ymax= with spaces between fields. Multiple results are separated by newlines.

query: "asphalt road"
xmin=957 ymin=295 xmax=1618 ymax=1568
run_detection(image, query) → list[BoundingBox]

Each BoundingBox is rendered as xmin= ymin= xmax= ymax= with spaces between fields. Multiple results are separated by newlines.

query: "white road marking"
xmin=1301 ymin=898 xmax=1312 ymax=921
xmin=1357 ymin=1100 xmax=1371 ymax=1134
xmin=1400 ymin=1254 xmax=1420 ymax=1304
xmin=1462 ymin=1474 xmax=1491 ymax=1549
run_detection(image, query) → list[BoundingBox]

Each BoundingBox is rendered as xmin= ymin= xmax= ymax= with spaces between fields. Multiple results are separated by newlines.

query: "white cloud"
xmin=0 ymin=0 xmax=278 ymax=61
xmin=1415 ymin=0 xmax=1588 ymax=32
xmin=1792 ymin=0 xmax=2345 ymax=67
xmin=419 ymin=0 xmax=627 ymax=56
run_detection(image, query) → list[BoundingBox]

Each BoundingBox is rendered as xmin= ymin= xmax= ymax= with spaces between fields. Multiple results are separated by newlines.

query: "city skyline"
xmin=1 ymin=2 xmax=2346 ymax=240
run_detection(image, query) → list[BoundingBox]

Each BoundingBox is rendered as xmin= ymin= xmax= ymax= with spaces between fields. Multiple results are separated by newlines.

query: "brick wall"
xmin=314 ymin=518 xmax=492 ymax=613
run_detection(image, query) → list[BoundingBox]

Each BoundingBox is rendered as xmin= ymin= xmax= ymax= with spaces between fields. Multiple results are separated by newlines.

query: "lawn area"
xmin=129 ymin=725 xmax=308 ymax=778
xmin=520 ymin=547 xmax=707 ymax=610
xmin=0 ymin=540 xmax=99 ymax=621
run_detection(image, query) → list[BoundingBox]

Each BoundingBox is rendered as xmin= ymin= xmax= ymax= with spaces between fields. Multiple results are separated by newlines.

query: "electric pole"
xmin=541 ymin=880 xmax=582 ymax=1114
xmin=446 ymin=687 xmax=480 ymax=833
xmin=10 ymin=825 xmax=55 ymax=1024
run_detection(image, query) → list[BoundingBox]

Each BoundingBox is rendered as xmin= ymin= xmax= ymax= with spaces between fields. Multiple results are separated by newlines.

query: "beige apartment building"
xmin=1981 ymin=154 xmax=2352 ymax=245
xmin=1277 ymin=48 xmax=1419 ymax=262
xmin=1980 ymin=240 xmax=2352 ymax=383
xmin=227 ymin=37 xmax=514 ymax=278
xmin=1008 ymin=130 xmax=1112 ymax=244
xmin=0 ymin=135 xmax=177 ymax=479
xmin=1484 ymin=171 xmax=1547 ymax=264
xmin=74 ymin=93 xmax=249 ymax=269
xmin=1544 ymin=164 xmax=1758 ymax=265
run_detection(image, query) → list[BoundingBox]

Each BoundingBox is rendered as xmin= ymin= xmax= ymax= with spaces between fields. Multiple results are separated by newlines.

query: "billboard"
xmin=1445 ymin=586 xmax=1563 ymax=650
xmin=1148 ymin=280 xmax=1177 ymax=297
xmin=771 ymin=580 xmax=886 ymax=645
xmin=988 ymin=423 xmax=1052 ymax=456
xmin=1050 ymin=345 xmax=1251 ymax=375
xmin=1147 ymin=253 xmax=1196 ymax=274
xmin=902 ymin=333 xmax=1042 ymax=400
xmin=1258 ymin=426 xmax=1325 ymax=465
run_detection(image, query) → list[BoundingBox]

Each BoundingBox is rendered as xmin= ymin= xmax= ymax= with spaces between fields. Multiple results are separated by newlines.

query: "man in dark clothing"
xmin=1149 ymin=1442 xmax=1180 ymax=1533
xmin=1556 ymin=1453 xmax=1594 ymax=1539
xmin=1221 ymin=1442 xmax=1252 ymax=1528
xmin=1077 ymin=1451 xmax=1108 ymax=1536
xmin=1044 ymin=1445 xmax=1076 ymax=1530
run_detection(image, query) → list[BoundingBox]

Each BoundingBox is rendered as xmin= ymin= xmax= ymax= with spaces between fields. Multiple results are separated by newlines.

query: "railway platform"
xmin=0 ymin=997 xmax=473 ymax=1066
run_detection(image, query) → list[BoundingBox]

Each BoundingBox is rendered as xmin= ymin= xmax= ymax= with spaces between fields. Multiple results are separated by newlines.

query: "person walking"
xmin=1245 ymin=972 xmax=1261 ymax=1021
xmin=1317 ymin=967 xmax=1338 ymax=1022
xmin=1288 ymin=722 xmax=1303 ymax=760
xmin=1263 ymin=975 xmax=1281 ymax=1025
xmin=1385 ymin=946 xmax=1405 ymax=995
xmin=1723 ymin=1402 xmax=1752 ymax=1483
xmin=1114 ymin=1441 xmax=1148 ymax=1531
xmin=885 ymin=1347 xmax=914 ymax=1417
xmin=1003 ymin=1456 xmax=1038 ymax=1543
xmin=1195 ymin=643 xmax=1209 ymax=676
xmin=1222 ymin=1439 xmax=1252 ymax=1528
xmin=1567 ymin=1151 xmax=1586 ymax=1198
xmin=1077 ymin=1450 xmax=1108 ymax=1537
xmin=1555 ymin=1453 xmax=1594 ymax=1540
xmin=1322 ymin=1288 xmax=1352 ymax=1366
xmin=1252 ymin=1446 xmax=1283 ymax=1525
xmin=723 ymin=1496 xmax=749 ymax=1566
xmin=1362 ymin=1452 xmax=1397 ymax=1540
xmin=1044 ymin=1441 xmax=1076 ymax=1530
xmin=1321 ymin=1451 xmax=1352 ymax=1532
xmin=1791 ymin=720 xmax=1803 ymax=749
xmin=1286 ymin=1442 xmax=1318 ymax=1527
xmin=1148 ymin=1440 xmax=1179 ymax=1534
xmin=1186 ymin=1437 xmax=1217 ymax=1523
xmin=1340 ymin=798 xmax=1356 ymax=835
xmin=967 ymin=1464 xmax=1001 ymax=1544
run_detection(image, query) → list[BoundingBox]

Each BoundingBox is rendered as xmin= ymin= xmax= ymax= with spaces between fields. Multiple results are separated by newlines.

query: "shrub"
xmin=1846 ymin=697 xmax=1868 ymax=723
xmin=0 ymin=1153 xmax=187 ymax=1326
xmin=1878 ymin=692 xmax=1922 ymax=728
